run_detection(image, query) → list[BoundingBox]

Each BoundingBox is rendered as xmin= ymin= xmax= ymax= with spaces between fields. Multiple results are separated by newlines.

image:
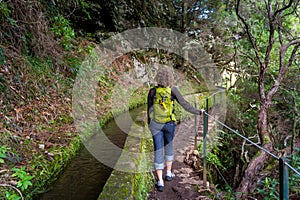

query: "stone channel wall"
xmin=98 ymin=110 xmax=154 ymax=199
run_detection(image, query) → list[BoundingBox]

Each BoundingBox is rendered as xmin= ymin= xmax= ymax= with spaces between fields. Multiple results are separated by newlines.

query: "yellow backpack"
xmin=153 ymin=87 xmax=176 ymax=123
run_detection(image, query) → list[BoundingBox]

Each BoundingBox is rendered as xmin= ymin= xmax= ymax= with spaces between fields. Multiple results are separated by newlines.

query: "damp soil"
xmin=147 ymin=160 xmax=208 ymax=200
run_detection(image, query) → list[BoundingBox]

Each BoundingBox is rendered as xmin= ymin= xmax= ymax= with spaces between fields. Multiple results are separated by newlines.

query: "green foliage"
xmin=28 ymin=137 xmax=81 ymax=196
xmin=0 ymin=132 xmax=80 ymax=199
xmin=5 ymin=191 xmax=21 ymax=200
xmin=256 ymin=177 xmax=279 ymax=199
xmin=49 ymin=114 xmax=74 ymax=126
xmin=0 ymin=47 xmax=6 ymax=64
xmin=283 ymin=14 xmax=300 ymax=34
xmin=232 ymin=0 xmax=299 ymax=110
xmin=76 ymin=0 xmax=90 ymax=19
xmin=132 ymin=172 xmax=154 ymax=200
xmin=27 ymin=56 xmax=52 ymax=76
xmin=234 ymin=0 xmax=299 ymax=86
xmin=3 ymin=166 xmax=34 ymax=200
xmin=50 ymin=15 xmax=75 ymax=50
xmin=64 ymin=56 xmax=82 ymax=75
xmin=25 ymin=56 xmax=74 ymax=97
xmin=0 ymin=1 xmax=11 ymax=22
xmin=215 ymin=185 xmax=236 ymax=200
xmin=0 ymin=132 xmax=28 ymax=163
xmin=289 ymin=148 xmax=300 ymax=196
xmin=198 ymin=138 xmax=225 ymax=170
xmin=227 ymin=82 xmax=258 ymax=135
xmin=132 ymin=134 xmax=155 ymax=199
xmin=0 ymin=145 xmax=7 ymax=163
xmin=12 ymin=167 xmax=34 ymax=191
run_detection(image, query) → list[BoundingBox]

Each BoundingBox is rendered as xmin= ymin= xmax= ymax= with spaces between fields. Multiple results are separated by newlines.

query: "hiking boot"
xmin=165 ymin=172 xmax=175 ymax=181
xmin=156 ymin=181 xmax=164 ymax=192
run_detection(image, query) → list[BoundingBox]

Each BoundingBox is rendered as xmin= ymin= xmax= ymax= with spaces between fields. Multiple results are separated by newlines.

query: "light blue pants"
xmin=149 ymin=120 xmax=176 ymax=170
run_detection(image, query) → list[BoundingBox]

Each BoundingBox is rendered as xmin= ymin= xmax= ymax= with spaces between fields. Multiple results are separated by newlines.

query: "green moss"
xmin=132 ymin=171 xmax=155 ymax=199
xmin=98 ymin=110 xmax=155 ymax=199
xmin=264 ymin=159 xmax=277 ymax=172
xmin=29 ymin=135 xmax=82 ymax=198
xmin=132 ymin=133 xmax=155 ymax=199
xmin=262 ymin=135 xmax=271 ymax=144
xmin=98 ymin=172 xmax=133 ymax=200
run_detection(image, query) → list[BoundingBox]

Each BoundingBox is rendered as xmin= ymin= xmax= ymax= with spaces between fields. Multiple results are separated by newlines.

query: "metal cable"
xmin=203 ymin=111 xmax=300 ymax=176
xmin=204 ymin=111 xmax=279 ymax=159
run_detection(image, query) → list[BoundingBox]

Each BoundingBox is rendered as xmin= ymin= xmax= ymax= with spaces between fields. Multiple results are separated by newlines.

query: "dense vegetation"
xmin=0 ymin=1 xmax=180 ymax=199
xmin=0 ymin=0 xmax=299 ymax=199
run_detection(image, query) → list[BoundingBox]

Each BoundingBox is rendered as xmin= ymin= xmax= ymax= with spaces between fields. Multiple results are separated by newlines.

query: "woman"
xmin=147 ymin=66 xmax=203 ymax=192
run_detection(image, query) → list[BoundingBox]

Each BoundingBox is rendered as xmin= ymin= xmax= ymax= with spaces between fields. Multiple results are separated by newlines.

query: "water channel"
xmin=40 ymin=107 xmax=144 ymax=200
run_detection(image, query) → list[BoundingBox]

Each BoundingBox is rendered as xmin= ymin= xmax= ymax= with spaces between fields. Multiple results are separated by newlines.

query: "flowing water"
xmin=40 ymin=107 xmax=144 ymax=200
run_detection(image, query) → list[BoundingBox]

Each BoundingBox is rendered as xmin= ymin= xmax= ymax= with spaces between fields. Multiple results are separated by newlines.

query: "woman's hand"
xmin=199 ymin=109 xmax=205 ymax=115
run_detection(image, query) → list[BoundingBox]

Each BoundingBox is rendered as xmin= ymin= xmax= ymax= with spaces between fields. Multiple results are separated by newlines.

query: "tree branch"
xmin=235 ymin=0 xmax=263 ymax=67
xmin=236 ymin=0 xmax=269 ymax=101
xmin=264 ymin=0 xmax=276 ymax=69
xmin=267 ymin=40 xmax=300 ymax=100
xmin=285 ymin=41 xmax=300 ymax=68
xmin=277 ymin=17 xmax=283 ymax=45
xmin=235 ymin=0 xmax=263 ymax=68
xmin=273 ymin=0 xmax=294 ymax=18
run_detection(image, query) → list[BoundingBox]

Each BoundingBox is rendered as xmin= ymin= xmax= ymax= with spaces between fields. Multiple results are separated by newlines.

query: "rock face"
xmin=57 ymin=0 xmax=179 ymax=34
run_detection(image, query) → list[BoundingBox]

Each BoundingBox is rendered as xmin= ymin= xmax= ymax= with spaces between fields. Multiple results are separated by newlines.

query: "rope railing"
xmin=198 ymin=90 xmax=300 ymax=200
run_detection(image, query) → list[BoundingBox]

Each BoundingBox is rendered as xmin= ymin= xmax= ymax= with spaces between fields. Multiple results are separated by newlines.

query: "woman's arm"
xmin=147 ymin=88 xmax=156 ymax=124
xmin=171 ymin=86 xmax=202 ymax=115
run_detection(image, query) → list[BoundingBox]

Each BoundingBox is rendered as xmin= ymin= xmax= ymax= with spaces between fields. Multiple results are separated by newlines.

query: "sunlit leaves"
xmin=50 ymin=15 xmax=75 ymax=50
xmin=12 ymin=167 xmax=34 ymax=191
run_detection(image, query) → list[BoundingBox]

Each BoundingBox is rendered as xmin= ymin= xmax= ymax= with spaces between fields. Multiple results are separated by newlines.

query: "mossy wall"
xmin=98 ymin=110 xmax=154 ymax=200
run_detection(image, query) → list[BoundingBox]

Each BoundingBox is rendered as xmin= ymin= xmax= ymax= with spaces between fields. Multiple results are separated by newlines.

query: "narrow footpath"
xmin=147 ymin=110 xmax=219 ymax=200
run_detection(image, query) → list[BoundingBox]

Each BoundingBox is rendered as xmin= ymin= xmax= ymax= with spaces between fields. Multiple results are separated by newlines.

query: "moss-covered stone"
xmin=98 ymin=110 xmax=154 ymax=199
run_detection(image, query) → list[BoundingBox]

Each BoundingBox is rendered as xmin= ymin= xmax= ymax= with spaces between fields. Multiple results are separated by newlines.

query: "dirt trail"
xmin=147 ymin=113 xmax=217 ymax=200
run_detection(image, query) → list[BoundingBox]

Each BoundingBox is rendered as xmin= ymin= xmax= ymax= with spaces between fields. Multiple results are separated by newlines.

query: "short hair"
xmin=155 ymin=66 xmax=174 ymax=87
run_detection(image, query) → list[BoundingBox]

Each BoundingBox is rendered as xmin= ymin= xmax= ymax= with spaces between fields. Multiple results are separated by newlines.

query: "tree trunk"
xmin=236 ymin=104 xmax=273 ymax=197
xmin=234 ymin=0 xmax=300 ymax=197
xmin=257 ymin=104 xmax=271 ymax=145
xmin=236 ymin=143 xmax=272 ymax=197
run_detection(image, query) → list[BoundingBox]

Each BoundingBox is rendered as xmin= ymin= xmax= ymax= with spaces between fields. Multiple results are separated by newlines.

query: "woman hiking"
xmin=147 ymin=66 xmax=204 ymax=192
